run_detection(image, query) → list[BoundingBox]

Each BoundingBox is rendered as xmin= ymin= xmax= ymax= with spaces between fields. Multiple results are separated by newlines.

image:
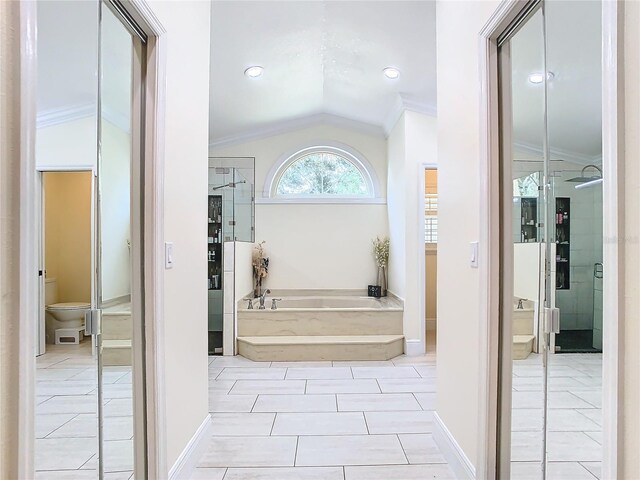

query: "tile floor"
xmin=192 ymin=350 xmax=455 ymax=480
xmin=511 ymin=352 xmax=603 ymax=479
xmin=34 ymin=340 xmax=602 ymax=480
xmin=35 ymin=342 xmax=134 ymax=479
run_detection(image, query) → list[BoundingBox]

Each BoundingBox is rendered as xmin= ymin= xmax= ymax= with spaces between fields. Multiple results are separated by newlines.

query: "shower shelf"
xmin=555 ymin=197 xmax=570 ymax=290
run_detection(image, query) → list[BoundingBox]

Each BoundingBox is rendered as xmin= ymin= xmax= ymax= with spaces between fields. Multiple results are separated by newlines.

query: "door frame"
xmin=36 ymin=168 xmax=97 ymax=356
xmin=477 ymin=0 xmax=622 ymax=478
xmin=18 ymin=0 xmax=169 ymax=477
xmin=418 ymin=162 xmax=438 ymax=354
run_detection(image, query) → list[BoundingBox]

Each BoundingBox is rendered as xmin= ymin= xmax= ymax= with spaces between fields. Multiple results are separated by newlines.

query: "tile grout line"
xmin=577 ymin=461 xmax=600 ymax=480
xmin=293 ymin=435 xmax=300 ymax=467
xmin=397 ymin=433 xmax=411 ymax=465
xmin=250 ymin=395 xmax=260 ymax=413
xmin=362 ymin=411 xmax=370 ymax=435
xmin=42 ymin=412 xmax=81 ymax=439
xmin=269 ymin=413 xmax=277 ymax=436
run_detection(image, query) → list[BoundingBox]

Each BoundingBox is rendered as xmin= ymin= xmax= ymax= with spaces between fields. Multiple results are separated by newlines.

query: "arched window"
xmin=266 ymin=144 xmax=380 ymax=203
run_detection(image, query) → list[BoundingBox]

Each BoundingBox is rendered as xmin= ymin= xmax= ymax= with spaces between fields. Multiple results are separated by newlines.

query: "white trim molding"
xmin=433 ymin=412 xmax=475 ymax=480
xmin=383 ymin=93 xmax=437 ymax=135
xmin=600 ymin=0 xmax=623 ymax=478
xmin=168 ymin=415 xmax=212 ymax=480
xmin=209 ymin=112 xmax=385 ymax=149
xmin=477 ymin=1 xmax=528 ymax=478
xmin=404 ymin=339 xmax=423 ymax=357
xmin=261 ymin=140 xmax=384 ymax=204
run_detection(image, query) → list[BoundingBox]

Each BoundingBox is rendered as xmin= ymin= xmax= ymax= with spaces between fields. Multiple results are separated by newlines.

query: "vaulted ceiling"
xmin=208 ymin=1 xmax=437 ymax=146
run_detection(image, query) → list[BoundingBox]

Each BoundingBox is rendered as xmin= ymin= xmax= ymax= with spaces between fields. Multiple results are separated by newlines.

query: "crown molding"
xmin=36 ymin=103 xmax=95 ymax=129
xmin=513 ymin=141 xmax=602 ymax=166
xmin=383 ymin=93 xmax=437 ymax=135
xmin=209 ymin=112 xmax=386 ymax=149
xmin=36 ymin=102 xmax=131 ymax=133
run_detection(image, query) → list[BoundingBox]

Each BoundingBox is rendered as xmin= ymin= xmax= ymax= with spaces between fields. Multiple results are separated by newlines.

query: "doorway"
xmin=496 ymin=1 xmax=604 ymax=478
xmin=423 ymin=167 xmax=438 ymax=354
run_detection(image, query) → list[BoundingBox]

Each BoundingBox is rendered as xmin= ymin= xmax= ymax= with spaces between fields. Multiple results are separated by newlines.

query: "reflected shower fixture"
xmin=566 ymin=165 xmax=603 ymax=189
xmin=211 ymin=180 xmax=247 ymax=191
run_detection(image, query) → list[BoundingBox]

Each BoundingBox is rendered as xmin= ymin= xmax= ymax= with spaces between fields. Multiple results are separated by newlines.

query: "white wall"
xmin=36 ymin=117 xmax=96 ymax=170
xmin=100 ymin=121 xmax=131 ymax=302
xmin=513 ymin=243 xmax=541 ymax=303
xmin=387 ymin=115 xmax=407 ymax=298
xmin=210 ymin=125 xmax=389 ymax=290
xmin=387 ymin=111 xmax=437 ymax=351
xmin=435 ymin=0 xmax=500 ymax=469
xmin=146 ymin=0 xmax=212 ymax=471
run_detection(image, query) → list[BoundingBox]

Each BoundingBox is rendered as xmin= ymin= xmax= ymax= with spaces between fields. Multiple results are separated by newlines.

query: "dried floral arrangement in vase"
xmin=252 ymin=241 xmax=269 ymax=298
xmin=372 ymin=236 xmax=389 ymax=296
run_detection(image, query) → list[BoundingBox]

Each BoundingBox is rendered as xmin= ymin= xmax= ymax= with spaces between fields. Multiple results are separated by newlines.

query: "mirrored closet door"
xmin=497 ymin=1 xmax=603 ymax=478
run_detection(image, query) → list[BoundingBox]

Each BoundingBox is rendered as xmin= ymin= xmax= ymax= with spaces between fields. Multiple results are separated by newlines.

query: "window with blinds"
xmin=425 ymin=193 xmax=438 ymax=244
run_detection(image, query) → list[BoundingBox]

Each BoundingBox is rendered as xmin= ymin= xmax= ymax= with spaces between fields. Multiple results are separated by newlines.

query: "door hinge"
xmin=544 ymin=307 xmax=560 ymax=334
xmin=84 ymin=309 xmax=101 ymax=336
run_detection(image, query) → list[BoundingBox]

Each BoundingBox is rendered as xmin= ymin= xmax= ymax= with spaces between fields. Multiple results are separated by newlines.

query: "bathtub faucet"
xmin=517 ymin=299 xmax=524 ymax=310
xmin=258 ymin=289 xmax=272 ymax=310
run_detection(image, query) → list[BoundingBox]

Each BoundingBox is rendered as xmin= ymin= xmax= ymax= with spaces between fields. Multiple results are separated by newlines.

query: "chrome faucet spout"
xmin=258 ymin=289 xmax=271 ymax=309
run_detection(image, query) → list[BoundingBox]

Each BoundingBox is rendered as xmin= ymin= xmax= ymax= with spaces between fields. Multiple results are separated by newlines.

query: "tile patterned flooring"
xmin=35 ymin=342 xmax=602 ymax=480
xmin=192 ymin=351 xmax=456 ymax=480
xmin=35 ymin=342 xmax=134 ymax=479
xmin=511 ymin=352 xmax=603 ymax=479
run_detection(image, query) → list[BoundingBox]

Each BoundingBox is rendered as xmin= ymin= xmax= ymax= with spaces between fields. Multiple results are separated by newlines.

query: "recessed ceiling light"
xmin=244 ymin=66 xmax=264 ymax=78
xmin=528 ymin=71 xmax=555 ymax=84
xmin=383 ymin=67 xmax=400 ymax=79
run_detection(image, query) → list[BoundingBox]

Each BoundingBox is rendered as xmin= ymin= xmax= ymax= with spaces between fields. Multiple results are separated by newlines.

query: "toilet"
xmin=45 ymin=278 xmax=90 ymax=344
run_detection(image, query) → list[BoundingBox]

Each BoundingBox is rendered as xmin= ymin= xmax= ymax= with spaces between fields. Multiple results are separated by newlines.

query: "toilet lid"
xmin=47 ymin=302 xmax=90 ymax=310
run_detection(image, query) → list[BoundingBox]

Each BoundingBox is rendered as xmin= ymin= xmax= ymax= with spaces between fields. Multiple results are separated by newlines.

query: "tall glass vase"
xmin=254 ymin=277 xmax=262 ymax=298
xmin=377 ymin=266 xmax=387 ymax=297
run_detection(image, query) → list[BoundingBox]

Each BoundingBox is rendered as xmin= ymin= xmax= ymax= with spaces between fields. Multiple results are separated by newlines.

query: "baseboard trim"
xmin=433 ymin=411 xmax=476 ymax=479
xmin=168 ymin=414 xmax=212 ymax=480
xmin=404 ymin=338 xmax=424 ymax=356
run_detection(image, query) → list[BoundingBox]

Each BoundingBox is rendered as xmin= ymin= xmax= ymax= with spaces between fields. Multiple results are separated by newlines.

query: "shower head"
xmin=565 ymin=164 xmax=602 ymax=183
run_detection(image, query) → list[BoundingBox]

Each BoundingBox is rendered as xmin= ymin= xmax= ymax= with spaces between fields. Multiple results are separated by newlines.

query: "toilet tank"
xmin=45 ymin=278 xmax=58 ymax=306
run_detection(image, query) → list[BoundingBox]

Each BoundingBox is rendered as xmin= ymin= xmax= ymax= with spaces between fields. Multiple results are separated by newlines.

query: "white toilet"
xmin=45 ymin=278 xmax=90 ymax=344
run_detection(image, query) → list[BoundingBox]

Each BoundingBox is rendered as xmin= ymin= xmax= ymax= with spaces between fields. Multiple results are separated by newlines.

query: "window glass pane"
xmin=276 ymin=152 xmax=368 ymax=196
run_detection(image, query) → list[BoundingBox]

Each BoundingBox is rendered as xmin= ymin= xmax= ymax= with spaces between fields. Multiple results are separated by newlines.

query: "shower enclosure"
xmin=207 ymin=158 xmax=255 ymax=354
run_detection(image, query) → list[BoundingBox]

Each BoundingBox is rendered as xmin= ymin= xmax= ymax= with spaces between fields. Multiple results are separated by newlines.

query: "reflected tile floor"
xmin=511 ymin=352 xmax=603 ymax=479
xmin=193 ymin=351 xmax=456 ymax=480
xmin=35 ymin=342 xmax=134 ymax=479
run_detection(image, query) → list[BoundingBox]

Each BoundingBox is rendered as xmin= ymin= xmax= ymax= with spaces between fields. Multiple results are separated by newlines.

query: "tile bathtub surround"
xmin=196 ymin=353 xmax=455 ymax=478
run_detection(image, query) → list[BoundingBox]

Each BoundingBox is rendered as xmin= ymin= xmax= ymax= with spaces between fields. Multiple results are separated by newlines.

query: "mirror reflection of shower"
xmin=566 ymin=164 xmax=603 ymax=189
xmin=210 ymin=180 xmax=247 ymax=191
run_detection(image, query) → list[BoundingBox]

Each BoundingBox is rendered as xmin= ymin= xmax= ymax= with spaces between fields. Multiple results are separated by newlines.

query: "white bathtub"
xmin=237 ymin=293 xmax=404 ymax=337
xmin=240 ymin=295 xmax=402 ymax=312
